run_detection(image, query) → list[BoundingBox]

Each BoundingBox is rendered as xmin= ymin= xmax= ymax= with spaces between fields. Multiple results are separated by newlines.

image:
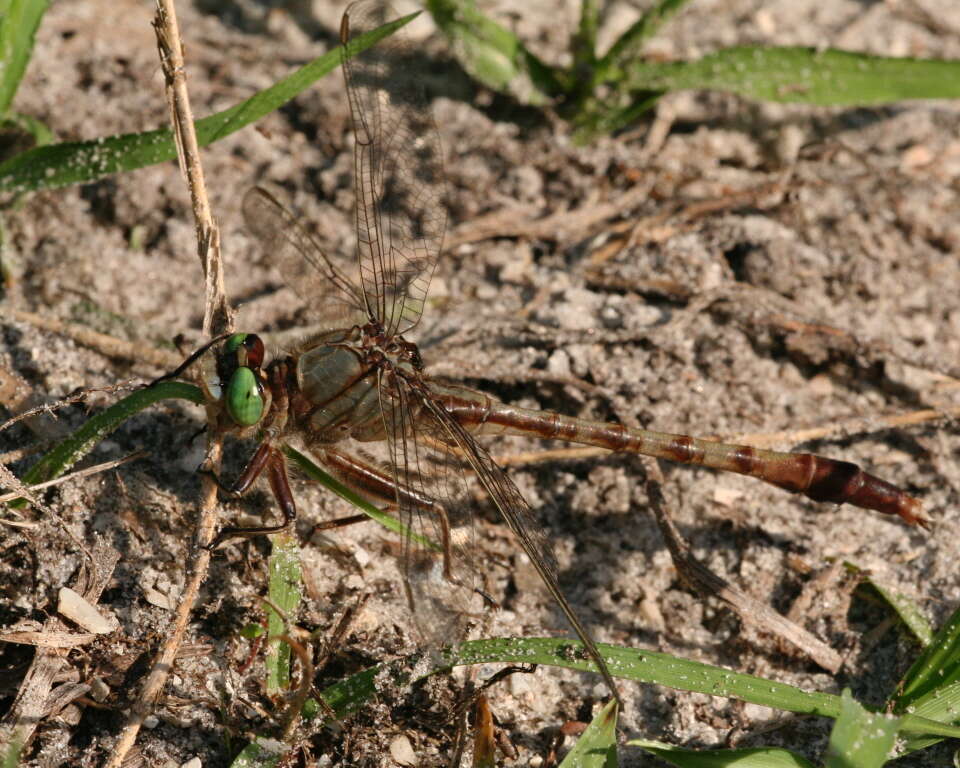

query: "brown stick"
xmin=103 ymin=3 xmax=232 ymax=766
xmin=642 ymin=458 xmax=844 ymax=673
xmin=6 ymin=308 xmax=183 ymax=370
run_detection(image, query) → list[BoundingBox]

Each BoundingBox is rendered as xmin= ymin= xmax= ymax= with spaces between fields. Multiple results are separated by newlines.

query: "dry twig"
xmin=104 ymin=3 xmax=232 ymax=766
xmin=642 ymin=458 xmax=844 ymax=673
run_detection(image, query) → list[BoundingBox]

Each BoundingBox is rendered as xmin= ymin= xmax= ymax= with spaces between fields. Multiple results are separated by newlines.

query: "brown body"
xmin=252 ymin=325 xmax=924 ymax=529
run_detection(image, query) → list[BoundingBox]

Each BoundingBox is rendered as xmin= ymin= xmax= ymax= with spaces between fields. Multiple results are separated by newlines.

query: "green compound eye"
xmin=225 ymin=367 xmax=264 ymax=426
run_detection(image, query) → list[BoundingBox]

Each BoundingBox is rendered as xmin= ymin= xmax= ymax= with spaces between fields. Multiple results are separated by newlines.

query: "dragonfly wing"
xmin=341 ymin=0 xmax=447 ymax=335
xmin=242 ymin=186 xmax=367 ymax=328
xmin=409 ymin=378 xmax=621 ymax=698
xmin=375 ymin=370 xmax=481 ymax=647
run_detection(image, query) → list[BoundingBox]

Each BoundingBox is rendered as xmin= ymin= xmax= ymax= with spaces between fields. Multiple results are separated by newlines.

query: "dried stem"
xmin=104 ymin=2 xmax=232 ymax=765
xmin=642 ymin=458 xmax=845 ymax=673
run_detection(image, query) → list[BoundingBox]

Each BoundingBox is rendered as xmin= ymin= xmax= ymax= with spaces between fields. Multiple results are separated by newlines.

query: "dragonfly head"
xmin=217 ymin=333 xmax=267 ymax=427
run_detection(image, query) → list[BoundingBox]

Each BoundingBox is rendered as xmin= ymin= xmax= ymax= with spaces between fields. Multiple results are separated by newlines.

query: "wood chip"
xmin=58 ymin=587 xmax=116 ymax=634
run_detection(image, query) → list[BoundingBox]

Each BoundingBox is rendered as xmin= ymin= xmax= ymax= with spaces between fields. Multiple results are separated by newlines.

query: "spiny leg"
xmin=319 ymin=448 xmax=493 ymax=604
xmin=205 ymin=442 xmax=297 ymax=548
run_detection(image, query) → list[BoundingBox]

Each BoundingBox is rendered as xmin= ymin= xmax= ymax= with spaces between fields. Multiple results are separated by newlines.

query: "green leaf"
xmin=895 ymin=680 xmax=960 ymax=755
xmin=620 ymin=46 xmax=960 ymax=105
xmin=12 ymin=381 xmax=204 ymax=506
xmin=0 ymin=112 xmax=52 ymax=165
xmin=861 ymin=575 xmax=933 ymax=647
xmin=628 ymin=740 xmax=816 ymax=768
xmin=0 ymin=0 xmax=49 ymax=116
xmin=894 ymin=603 xmax=960 ymax=711
xmin=1 ymin=733 xmax=23 ymax=768
xmin=559 ymin=698 xmax=618 ymax=768
xmin=447 ymin=638 xmax=840 ymax=716
xmin=305 ymin=637 xmax=960 ymax=740
xmin=426 ymin=0 xmax=561 ymax=103
xmin=572 ymin=0 xmax=599 ymax=75
xmin=597 ymin=0 xmax=693 ymax=78
xmin=265 ymin=534 xmax=302 ymax=694
xmin=0 ymin=11 xmax=417 ymax=195
xmin=571 ymin=89 xmax=663 ymax=143
xmin=240 ymin=623 xmax=265 ymax=640
xmin=825 ymin=689 xmax=899 ymax=768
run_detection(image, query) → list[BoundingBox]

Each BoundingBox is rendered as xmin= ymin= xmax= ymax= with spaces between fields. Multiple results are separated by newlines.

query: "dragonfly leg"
xmin=320 ymin=448 xmax=496 ymax=606
xmin=206 ymin=443 xmax=297 ymax=548
xmin=311 ymin=513 xmax=369 ymax=532
xmin=198 ymin=439 xmax=272 ymax=499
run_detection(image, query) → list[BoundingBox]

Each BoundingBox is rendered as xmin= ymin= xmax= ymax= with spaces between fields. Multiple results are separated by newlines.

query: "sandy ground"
xmin=2 ymin=0 xmax=960 ymax=765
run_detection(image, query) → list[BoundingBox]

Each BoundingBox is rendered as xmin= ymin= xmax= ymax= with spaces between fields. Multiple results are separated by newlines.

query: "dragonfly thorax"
xmin=289 ymin=324 xmax=425 ymax=442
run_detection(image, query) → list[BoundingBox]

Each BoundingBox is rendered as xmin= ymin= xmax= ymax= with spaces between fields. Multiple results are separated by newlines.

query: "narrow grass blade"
xmin=12 ymin=381 xmax=204 ymax=505
xmin=306 ymin=637 xmax=960 ymax=741
xmin=0 ymin=0 xmax=49 ymax=116
xmin=860 ymin=575 xmax=933 ymax=647
xmin=572 ymin=0 xmax=599 ymax=75
xmin=426 ymin=0 xmax=561 ymax=103
xmin=448 ymin=638 xmax=840 ymax=717
xmin=1 ymin=734 xmax=23 ymax=768
xmin=825 ymin=689 xmax=900 ymax=768
xmin=621 ymin=46 xmax=960 ymax=105
xmin=558 ymin=697 xmax=618 ymax=767
xmin=572 ymin=89 xmax=663 ymax=143
xmin=265 ymin=533 xmax=302 ymax=694
xmin=597 ymin=0 xmax=693 ymax=77
xmin=0 ymin=12 xmax=416 ymax=195
xmin=627 ymin=741 xmax=816 ymax=768
xmin=282 ymin=444 xmax=439 ymax=552
xmin=893 ymin=604 xmax=960 ymax=711
xmin=896 ymin=679 xmax=960 ymax=755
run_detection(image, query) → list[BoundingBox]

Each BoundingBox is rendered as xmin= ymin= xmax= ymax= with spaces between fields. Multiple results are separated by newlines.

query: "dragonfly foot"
xmin=198 ymin=465 xmax=242 ymax=500
xmin=206 ymin=521 xmax=293 ymax=550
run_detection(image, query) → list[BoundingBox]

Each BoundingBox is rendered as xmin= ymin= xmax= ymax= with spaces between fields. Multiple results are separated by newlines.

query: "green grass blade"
xmin=896 ymin=680 xmax=960 ymax=755
xmin=627 ymin=741 xmax=816 ymax=768
xmin=572 ymin=89 xmax=663 ymax=143
xmin=825 ymin=689 xmax=900 ymax=768
xmin=265 ymin=533 xmax=302 ymax=695
xmin=281 ymin=444 xmax=439 ymax=552
xmin=11 ymin=381 xmax=204 ymax=505
xmin=862 ymin=577 xmax=933 ymax=647
xmin=306 ymin=637 xmax=960 ymax=741
xmin=573 ymin=0 xmax=599 ymax=75
xmin=559 ymin=697 xmax=618 ymax=768
xmin=1 ymin=733 xmax=22 ymax=768
xmin=426 ymin=0 xmax=562 ymax=103
xmin=620 ymin=46 xmax=960 ymax=105
xmin=597 ymin=0 xmax=693 ymax=77
xmin=0 ymin=0 xmax=49 ymax=116
xmin=0 ymin=11 xmax=417 ymax=195
xmin=893 ymin=603 xmax=960 ymax=710
xmin=447 ymin=638 xmax=841 ymax=717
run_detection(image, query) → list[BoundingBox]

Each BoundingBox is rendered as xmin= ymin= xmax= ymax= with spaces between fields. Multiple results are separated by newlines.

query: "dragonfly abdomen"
xmin=437 ymin=387 xmax=925 ymax=527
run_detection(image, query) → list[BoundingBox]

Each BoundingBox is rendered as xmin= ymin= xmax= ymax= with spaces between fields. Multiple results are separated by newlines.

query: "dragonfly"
xmin=189 ymin=0 xmax=925 ymax=703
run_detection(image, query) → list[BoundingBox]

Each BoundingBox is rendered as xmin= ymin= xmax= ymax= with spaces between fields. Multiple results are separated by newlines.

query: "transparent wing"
xmin=341 ymin=0 xmax=447 ymax=335
xmin=407 ymin=378 xmax=620 ymax=696
xmin=242 ymin=186 xmax=367 ymax=328
xmin=376 ymin=369 xmax=480 ymax=645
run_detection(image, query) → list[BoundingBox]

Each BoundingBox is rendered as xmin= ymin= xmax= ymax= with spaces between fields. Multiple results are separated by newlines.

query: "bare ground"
xmin=2 ymin=0 xmax=960 ymax=766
